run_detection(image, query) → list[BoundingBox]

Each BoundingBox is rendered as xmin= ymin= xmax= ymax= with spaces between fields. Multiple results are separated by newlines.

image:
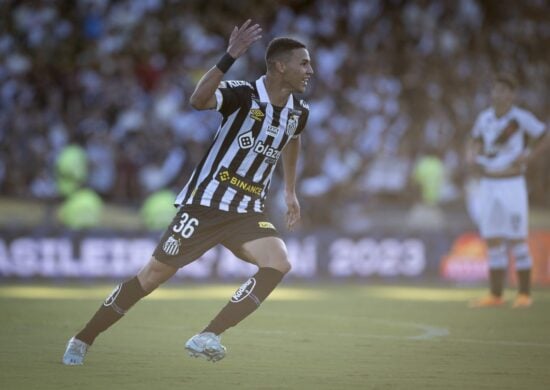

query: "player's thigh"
xmin=221 ymin=212 xmax=289 ymax=272
xmin=237 ymin=236 xmax=291 ymax=273
xmin=503 ymin=177 xmax=528 ymax=239
xmin=137 ymin=257 xmax=178 ymax=292
xmin=478 ymin=178 xmax=507 ymax=239
xmin=153 ymin=205 xmax=225 ymax=269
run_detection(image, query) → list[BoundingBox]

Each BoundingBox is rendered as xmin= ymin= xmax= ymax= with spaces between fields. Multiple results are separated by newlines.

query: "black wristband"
xmin=216 ymin=52 xmax=236 ymax=73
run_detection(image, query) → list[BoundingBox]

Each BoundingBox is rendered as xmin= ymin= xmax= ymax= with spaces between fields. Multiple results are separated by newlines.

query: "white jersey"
xmin=471 ymin=106 xmax=546 ymax=174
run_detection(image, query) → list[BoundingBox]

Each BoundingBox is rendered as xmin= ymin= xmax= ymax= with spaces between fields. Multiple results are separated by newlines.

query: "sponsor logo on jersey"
xmin=163 ymin=235 xmax=181 ymax=256
xmin=225 ymin=80 xmax=251 ymax=88
xmin=258 ymin=221 xmax=275 ymax=229
xmin=217 ymin=168 xmax=263 ymax=197
xmin=249 ymin=109 xmax=265 ymax=122
xmin=231 ymin=277 xmax=257 ymax=303
xmin=238 ymin=131 xmax=254 ymax=149
xmin=253 ymin=140 xmax=280 ymax=160
xmin=267 ymin=125 xmax=279 ymax=137
xmin=218 ymin=170 xmax=230 ymax=182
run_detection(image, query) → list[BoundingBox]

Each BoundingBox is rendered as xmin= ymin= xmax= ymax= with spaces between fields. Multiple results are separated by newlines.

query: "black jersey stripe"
xmin=176 ymin=77 xmax=309 ymax=213
xmin=181 ymin=108 xmax=241 ymax=204
xmin=193 ymin=104 xmax=251 ymax=203
xmin=213 ymin=102 xmax=267 ymax=209
xmin=179 ymin=130 xmax=221 ymax=205
xmin=228 ymin=105 xmax=281 ymax=211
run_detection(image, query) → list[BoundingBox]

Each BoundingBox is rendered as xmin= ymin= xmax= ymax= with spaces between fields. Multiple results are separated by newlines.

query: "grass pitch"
xmin=1 ymin=283 xmax=549 ymax=390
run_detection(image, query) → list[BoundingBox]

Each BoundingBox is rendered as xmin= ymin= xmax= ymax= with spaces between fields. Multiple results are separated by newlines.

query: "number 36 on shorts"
xmin=172 ymin=212 xmax=199 ymax=238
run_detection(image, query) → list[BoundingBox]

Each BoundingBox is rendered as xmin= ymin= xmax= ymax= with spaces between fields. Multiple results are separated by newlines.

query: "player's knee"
xmin=509 ymin=241 xmax=532 ymax=270
xmin=276 ymin=256 xmax=292 ymax=274
xmin=264 ymin=248 xmax=291 ymax=274
xmin=487 ymin=244 xmax=507 ymax=269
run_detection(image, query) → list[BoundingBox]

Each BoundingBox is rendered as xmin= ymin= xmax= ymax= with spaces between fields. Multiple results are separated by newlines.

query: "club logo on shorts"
xmin=103 ymin=284 xmax=121 ymax=307
xmin=231 ymin=277 xmax=256 ymax=303
xmin=163 ymin=235 xmax=181 ymax=256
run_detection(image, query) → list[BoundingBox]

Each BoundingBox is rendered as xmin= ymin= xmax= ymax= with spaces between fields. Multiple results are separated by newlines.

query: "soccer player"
xmin=467 ymin=72 xmax=548 ymax=308
xmin=63 ymin=20 xmax=313 ymax=364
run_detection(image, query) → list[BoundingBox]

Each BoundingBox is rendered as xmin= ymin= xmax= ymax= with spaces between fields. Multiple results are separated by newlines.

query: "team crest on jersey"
xmin=249 ymin=109 xmax=264 ymax=122
xmin=163 ymin=236 xmax=181 ymax=256
xmin=286 ymin=114 xmax=299 ymax=136
xmin=238 ymin=131 xmax=254 ymax=149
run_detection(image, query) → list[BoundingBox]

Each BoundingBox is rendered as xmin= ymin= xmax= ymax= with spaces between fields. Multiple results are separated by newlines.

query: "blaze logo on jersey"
xmin=254 ymin=140 xmax=280 ymax=159
xmin=249 ymin=109 xmax=264 ymax=122
xmin=238 ymin=131 xmax=254 ymax=149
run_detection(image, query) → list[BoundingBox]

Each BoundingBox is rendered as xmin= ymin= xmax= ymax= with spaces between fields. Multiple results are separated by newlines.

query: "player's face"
xmin=282 ymin=48 xmax=314 ymax=93
xmin=491 ymin=81 xmax=515 ymax=109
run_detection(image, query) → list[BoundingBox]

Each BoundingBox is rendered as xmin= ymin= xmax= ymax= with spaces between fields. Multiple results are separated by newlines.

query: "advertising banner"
xmin=2 ymin=229 xmax=548 ymax=284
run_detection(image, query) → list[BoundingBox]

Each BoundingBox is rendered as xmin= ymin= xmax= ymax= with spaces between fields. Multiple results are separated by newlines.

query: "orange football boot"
xmin=512 ymin=294 xmax=533 ymax=308
xmin=469 ymin=294 xmax=505 ymax=308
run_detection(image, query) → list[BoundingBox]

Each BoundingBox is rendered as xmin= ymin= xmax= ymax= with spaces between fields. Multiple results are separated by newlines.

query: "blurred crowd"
xmin=1 ymin=0 xmax=548 ymax=230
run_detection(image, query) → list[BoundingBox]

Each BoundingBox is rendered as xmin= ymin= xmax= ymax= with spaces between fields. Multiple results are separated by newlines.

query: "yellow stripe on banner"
xmin=0 ymin=286 xmax=323 ymax=301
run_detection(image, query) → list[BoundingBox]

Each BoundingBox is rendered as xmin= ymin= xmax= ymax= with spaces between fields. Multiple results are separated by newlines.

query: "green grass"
xmin=1 ymin=283 xmax=550 ymax=390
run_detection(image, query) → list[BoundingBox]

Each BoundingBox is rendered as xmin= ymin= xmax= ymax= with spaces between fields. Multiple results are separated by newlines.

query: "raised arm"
xmin=282 ymin=136 xmax=301 ymax=230
xmin=189 ymin=20 xmax=262 ymax=110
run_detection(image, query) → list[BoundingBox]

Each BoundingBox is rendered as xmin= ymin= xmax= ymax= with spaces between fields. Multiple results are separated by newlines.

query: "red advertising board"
xmin=440 ymin=230 xmax=550 ymax=285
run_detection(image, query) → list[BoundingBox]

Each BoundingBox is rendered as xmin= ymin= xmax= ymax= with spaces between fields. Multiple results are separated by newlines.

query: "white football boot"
xmin=185 ymin=332 xmax=226 ymax=362
xmin=62 ymin=337 xmax=89 ymax=365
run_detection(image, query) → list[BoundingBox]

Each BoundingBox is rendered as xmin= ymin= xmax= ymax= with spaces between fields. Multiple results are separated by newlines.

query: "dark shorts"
xmin=153 ymin=204 xmax=281 ymax=268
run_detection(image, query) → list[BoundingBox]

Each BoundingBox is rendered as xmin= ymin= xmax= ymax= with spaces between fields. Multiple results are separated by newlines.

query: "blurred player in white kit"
xmin=467 ymin=72 xmax=548 ymax=308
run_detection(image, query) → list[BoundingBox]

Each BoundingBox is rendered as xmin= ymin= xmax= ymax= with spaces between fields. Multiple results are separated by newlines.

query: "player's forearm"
xmin=282 ymin=137 xmax=300 ymax=195
xmin=189 ymin=66 xmax=225 ymax=110
xmin=527 ymin=131 xmax=550 ymax=162
xmin=465 ymin=138 xmax=481 ymax=163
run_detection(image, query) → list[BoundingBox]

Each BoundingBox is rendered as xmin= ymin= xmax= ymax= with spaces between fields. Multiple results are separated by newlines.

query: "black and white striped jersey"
xmin=175 ymin=75 xmax=309 ymax=213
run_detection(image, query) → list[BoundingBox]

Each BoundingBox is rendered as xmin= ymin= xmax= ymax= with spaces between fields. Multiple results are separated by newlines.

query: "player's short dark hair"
xmin=495 ymin=72 xmax=517 ymax=90
xmin=265 ymin=37 xmax=306 ymax=67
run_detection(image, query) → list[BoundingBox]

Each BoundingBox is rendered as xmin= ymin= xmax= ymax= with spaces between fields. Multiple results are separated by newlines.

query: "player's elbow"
xmin=189 ymin=93 xmax=207 ymax=110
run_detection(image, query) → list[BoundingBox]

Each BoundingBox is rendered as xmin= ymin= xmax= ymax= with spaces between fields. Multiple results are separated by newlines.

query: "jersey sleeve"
xmin=215 ymin=80 xmax=253 ymax=117
xmin=292 ymin=99 xmax=310 ymax=139
xmin=517 ymin=110 xmax=546 ymax=139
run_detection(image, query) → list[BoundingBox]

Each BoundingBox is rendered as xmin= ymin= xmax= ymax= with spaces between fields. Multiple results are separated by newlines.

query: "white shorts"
xmin=477 ymin=176 xmax=528 ymax=239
